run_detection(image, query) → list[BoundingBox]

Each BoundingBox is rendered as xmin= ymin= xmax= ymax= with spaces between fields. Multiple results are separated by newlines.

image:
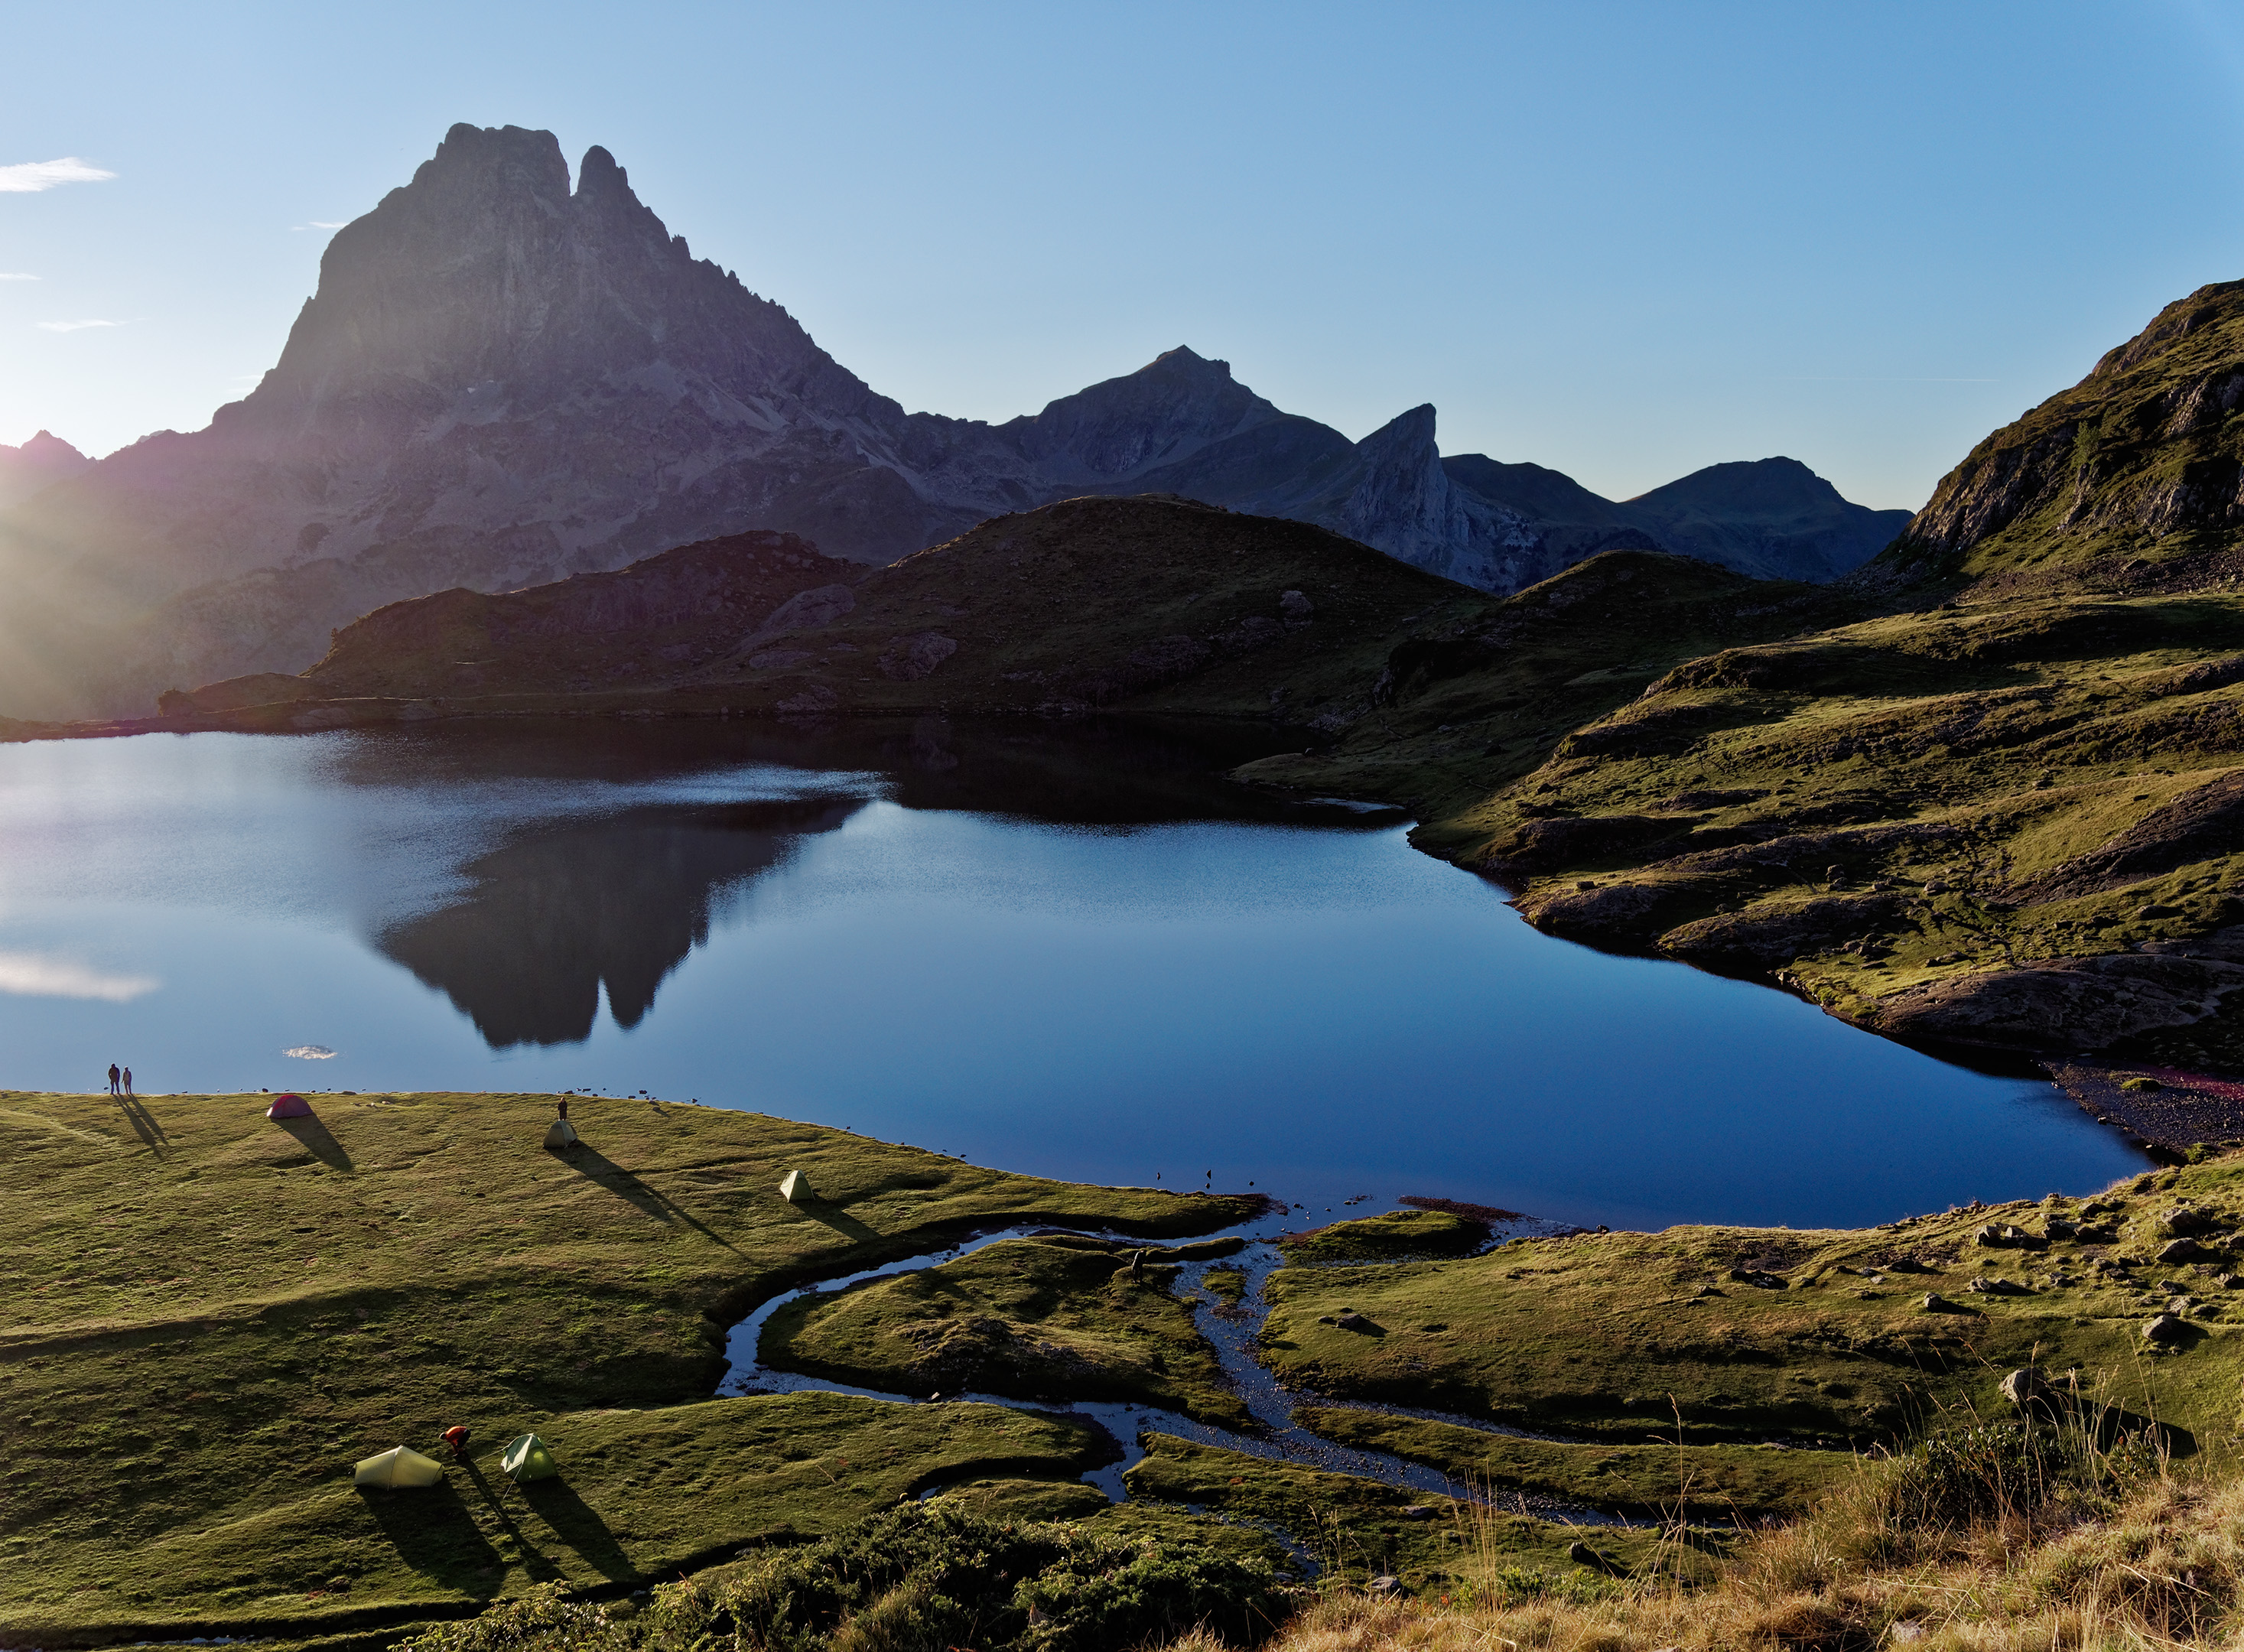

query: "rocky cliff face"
xmin=0 ymin=123 xmax=1905 ymax=717
xmin=1885 ymin=279 xmax=2244 ymax=594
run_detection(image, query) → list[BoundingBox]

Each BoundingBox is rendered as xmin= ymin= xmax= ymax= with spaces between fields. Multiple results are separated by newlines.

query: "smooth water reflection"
xmin=0 ymin=717 xmax=2147 ymax=1228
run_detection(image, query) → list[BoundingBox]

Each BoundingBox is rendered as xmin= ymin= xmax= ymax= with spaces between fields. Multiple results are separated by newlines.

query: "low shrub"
xmin=400 ymin=1503 xmax=1283 ymax=1652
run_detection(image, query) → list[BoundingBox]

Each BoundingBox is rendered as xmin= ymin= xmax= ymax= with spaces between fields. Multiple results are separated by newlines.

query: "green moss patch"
xmin=1280 ymin=1207 xmax=1490 ymax=1263
xmin=1293 ymin=1406 xmax=1854 ymax=1520
xmin=759 ymin=1235 xmax=1247 ymax=1426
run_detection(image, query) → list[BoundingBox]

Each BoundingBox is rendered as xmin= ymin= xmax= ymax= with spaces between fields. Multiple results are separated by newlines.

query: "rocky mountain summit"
xmin=0 ymin=430 xmax=89 ymax=509
xmin=0 ymin=122 xmax=1901 ymax=718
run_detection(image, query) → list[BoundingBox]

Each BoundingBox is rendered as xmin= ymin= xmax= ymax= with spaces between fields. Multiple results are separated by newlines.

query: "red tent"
xmin=267 ymin=1092 xmax=311 ymax=1119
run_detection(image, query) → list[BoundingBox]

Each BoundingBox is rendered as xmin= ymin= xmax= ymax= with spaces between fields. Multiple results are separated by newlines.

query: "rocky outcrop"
xmin=1881 ymin=278 xmax=2244 ymax=590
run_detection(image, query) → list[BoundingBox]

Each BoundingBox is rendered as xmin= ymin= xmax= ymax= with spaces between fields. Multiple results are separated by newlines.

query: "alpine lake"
xmin=5 ymin=713 xmax=2200 ymax=1644
xmin=0 ymin=713 xmax=2142 ymax=1231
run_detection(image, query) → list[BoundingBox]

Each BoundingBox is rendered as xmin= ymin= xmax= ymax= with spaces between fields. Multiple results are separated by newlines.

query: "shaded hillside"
xmin=1882 ymin=278 xmax=2244 ymax=598
xmin=257 ymin=529 xmax=862 ymax=703
xmin=160 ymin=495 xmax=1488 ymax=731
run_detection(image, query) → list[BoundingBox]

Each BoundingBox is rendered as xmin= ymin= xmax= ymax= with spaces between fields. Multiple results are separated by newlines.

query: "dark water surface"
xmin=0 ymin=717 xmax=2145 ymax=1228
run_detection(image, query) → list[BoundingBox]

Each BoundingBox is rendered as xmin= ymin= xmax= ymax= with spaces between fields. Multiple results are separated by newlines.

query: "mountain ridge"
xmin=0 ymin=122 xmax=1906 ymax=718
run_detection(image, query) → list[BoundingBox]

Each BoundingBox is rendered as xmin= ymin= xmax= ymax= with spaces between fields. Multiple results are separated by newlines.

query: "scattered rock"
xmin=2160 ymin=1205 xmax=2220 ymax=1237
xmin=1918 ymin=1292 xmax=1963 ymax=1312
xmin=1998 ymin=1367 xmax=2045 ymax=1408
xmin=1400 ymin=1505 xmax=1435 ymax=1520
xmin=2159 ymin=1237 xmax=2211 ymax=1265
xmin=1280 ymin=589 xmax=1315 ymax=623
xmin=1968 ymin=1276 xmax=2030 ymax=1295
xmin=1566 ymin=1540 xmax=1623 ymax=1574
xmin=1335 ymin=1311 xmax=1384 ymax=1335
xmin=2143 ymin=1312 xmax=2189 ymax=1345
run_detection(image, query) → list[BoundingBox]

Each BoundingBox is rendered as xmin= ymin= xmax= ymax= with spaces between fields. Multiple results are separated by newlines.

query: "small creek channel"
xmin=714 ymin=1206 xmax=1641 ymax=1527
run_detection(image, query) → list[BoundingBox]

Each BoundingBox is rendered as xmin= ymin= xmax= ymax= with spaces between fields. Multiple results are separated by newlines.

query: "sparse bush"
xmin=411 ymin=1504 xmax=1284 ymax=1652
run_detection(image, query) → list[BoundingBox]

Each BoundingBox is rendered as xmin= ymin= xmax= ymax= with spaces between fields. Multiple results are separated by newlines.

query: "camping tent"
xmin=502 ymin=1433 xmax=559 ymax=1482
xmin=354 ymin=1446 xmax=444 ymax=1488
xmin=268 ymin=1093 xmax=311 ymax=1120
xmin=543 ymin=1117 xmax=578 ymax=1150
xmin=779 ymin=1169 xmax=812 ymax=1204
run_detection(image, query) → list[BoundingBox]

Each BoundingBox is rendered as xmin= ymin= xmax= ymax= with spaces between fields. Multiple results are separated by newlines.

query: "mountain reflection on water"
xmin=360 ymin=717 xmax=1394 ymax=1049
xmin=379 ymin=796 xmax=865 ymax=1046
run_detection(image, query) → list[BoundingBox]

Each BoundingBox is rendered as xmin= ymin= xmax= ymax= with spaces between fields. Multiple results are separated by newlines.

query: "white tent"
xmin=354 ymin=1446 xmax=444 ymax=1488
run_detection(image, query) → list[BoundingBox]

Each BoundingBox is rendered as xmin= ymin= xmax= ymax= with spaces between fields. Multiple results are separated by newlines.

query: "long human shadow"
xmin=457 ymin=1458 xmax=564 ymax=1582
xmin=356 ymin=1478 xmax=511 ymax=1595
xmin=115 ymin=1095 xmax=170 ymax=1156
xmin=551 ymin=1142 xmax=740 ymax=1254
xmin=273 ymin=1110 xmax=355 ymax=1171
xmin=519 ymin=1477 xmax=637 ymax=1582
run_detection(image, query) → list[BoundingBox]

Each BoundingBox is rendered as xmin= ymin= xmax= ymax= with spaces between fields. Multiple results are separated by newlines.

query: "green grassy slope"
xmin=1259 ymin=1162 xmax=2244 ymax=1467
xmin=762 ymin=1234 xmax=1251 ymax=1426
xmin=0 ymin=1089 xmax=1253 ymax=1641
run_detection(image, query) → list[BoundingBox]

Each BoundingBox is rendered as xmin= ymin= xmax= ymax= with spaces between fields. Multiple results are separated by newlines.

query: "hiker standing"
xmin=107 ymin=1063 xmax=120 ymax=1097
xmin=122 ymin=1067 xmax=134 ymax=1098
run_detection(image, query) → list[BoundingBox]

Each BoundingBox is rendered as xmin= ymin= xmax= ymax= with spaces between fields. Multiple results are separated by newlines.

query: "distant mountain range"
xmin=0 ymin=123 xmax=1908 ymax=718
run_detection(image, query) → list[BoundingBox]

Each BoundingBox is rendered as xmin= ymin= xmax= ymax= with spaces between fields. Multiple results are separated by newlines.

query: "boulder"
xmin=1997 ymin=1367 xmax=2046 ymax=1409
xmin=2143 ymin=1312 xmax=2189 ymax=1345
xmin=2158 ymin=1237 xmax=2211 ymax=1265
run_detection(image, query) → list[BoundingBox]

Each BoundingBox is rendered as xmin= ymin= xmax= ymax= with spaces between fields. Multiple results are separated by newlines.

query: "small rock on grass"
xmin=2144 ymin=1312 xmax=2189 ymax=1345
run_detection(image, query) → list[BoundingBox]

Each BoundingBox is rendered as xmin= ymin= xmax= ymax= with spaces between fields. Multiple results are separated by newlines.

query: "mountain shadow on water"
xmin=378 ymin=795 xmax=863 ymax=1046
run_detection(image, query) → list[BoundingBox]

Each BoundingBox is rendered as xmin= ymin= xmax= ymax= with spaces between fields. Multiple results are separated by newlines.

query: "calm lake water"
xmin=0 ymin=717 xmax=2145 ymax=1229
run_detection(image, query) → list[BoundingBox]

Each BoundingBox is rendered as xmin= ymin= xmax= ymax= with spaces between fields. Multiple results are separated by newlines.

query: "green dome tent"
xmin=502 ymin=1432 xmax=558 ymax=1482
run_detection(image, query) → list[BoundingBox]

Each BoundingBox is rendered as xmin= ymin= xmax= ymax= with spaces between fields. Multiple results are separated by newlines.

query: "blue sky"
xmin=4 ymin=2 xmax=2243 ymax=510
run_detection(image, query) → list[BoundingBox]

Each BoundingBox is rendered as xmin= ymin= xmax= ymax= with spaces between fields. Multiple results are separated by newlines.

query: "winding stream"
xmin=711 ymin=1208 xmax=1634 ymax=1524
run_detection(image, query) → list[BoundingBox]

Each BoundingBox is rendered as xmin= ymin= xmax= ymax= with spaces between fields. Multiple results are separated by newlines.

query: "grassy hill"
xmin=0 ymin=1088 xmax=1256 ymax=1644
xmin=138 ymin=495 xmax=1486 ymax=735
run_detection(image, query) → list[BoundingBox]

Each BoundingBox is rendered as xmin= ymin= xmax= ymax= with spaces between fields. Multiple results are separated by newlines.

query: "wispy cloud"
xmin=0 ymin=272 xmax=37 ymax=281
xmin=0 ymin=157 xmax=117 ymax=193
xmin=37 ymin=317 xmax=126 ymax=333
xmin=0 ymin=950 xmax=159 ymax=1002
xmin=291 ymin=220 xmax=350 ymax=233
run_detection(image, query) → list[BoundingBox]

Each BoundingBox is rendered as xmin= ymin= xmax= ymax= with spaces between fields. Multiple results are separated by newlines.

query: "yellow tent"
xmin=354 ymin=1446 xmax=444 ymax=1488
xmin=502 ymin=1432 xmax=559 ymax=1482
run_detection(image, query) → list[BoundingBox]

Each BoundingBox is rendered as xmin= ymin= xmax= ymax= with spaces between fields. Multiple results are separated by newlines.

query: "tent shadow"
xmin=274 ymin=1111 xmax=355 ymax=1172
xmin=357 ymin=1479 xmax=510 ymax=1595
xmin=787 ymin=1196 xmax=881 ymax=1244
xmin=519 ymin=1478 xmax=638 ymax=1582
xmin=552 ymin=1142 xmax=740 ymax=1253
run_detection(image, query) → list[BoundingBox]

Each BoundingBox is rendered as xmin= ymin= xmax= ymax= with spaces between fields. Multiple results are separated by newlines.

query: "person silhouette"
xmin=107 ymin=1063 xmax=120 ymax=1097
xmin=122 ymin=1067 xmax=134 ymax=1098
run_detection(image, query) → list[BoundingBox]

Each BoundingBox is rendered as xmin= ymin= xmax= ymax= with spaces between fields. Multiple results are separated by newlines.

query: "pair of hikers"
xmin=106 ymin=1063 xmax=135 ymax=1098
